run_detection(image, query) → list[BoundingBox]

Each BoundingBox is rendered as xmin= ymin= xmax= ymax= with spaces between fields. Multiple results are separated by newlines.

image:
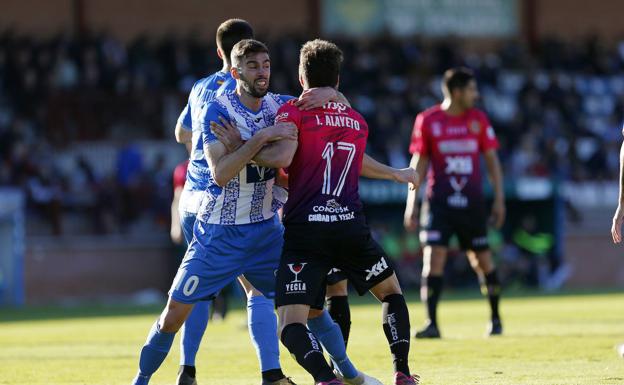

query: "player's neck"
xmin=221 ymin=62 xmax=230 ymax=73
xmin=441 ymin=99 xmax=466 ymax=116
xmin=236 ymin=87 xmax=262 ymax=112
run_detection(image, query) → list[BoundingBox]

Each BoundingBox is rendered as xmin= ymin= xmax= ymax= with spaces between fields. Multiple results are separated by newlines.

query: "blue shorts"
xmin=169 ymin=215 xmax=283 ymax=304
xmin=180 ymin=211 xmax=196 ymax=246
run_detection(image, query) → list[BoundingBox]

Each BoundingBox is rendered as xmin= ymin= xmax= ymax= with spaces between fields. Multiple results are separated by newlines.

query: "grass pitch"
xmin=0 ymin=291 xmax=622 ymax=385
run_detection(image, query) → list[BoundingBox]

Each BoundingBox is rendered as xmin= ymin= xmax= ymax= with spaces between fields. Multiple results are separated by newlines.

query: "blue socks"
xmin=307 ymin=310 xmax=358 ymax=379
xmin=132 ymin=321 xmax=175 ymax=385
xmin=180 ymin=300 xmax=211 ymax=366
xmin=247 ymin=295 xmax=281 ymax=371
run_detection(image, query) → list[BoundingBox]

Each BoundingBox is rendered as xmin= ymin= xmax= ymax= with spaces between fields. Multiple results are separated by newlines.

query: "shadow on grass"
xmin=0 ymin=303 xmax=164 ymax=323
xmin=1 ymin=288 xmax=622 ymax=324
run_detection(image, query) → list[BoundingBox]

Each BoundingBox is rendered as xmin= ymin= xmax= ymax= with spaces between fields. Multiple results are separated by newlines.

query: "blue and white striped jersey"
xmin=177 ymin=71 xmax=236 ymax=214
xmin=197 ymin=91 xmax=293 ymax=225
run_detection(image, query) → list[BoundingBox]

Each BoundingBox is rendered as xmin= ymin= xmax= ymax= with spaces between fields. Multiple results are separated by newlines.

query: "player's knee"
xmin=159 ymin=313 xmax=185 ymax=333
xmin=277 ymin=304 xmax=309 ymax=337
xmin=307 ymin=308 xmax=324 ymax=319
xmin=370 ymin=273 xmax=402 ymax=300
xmin=278 ymin=317 xmax=297 ymax=339
xmin=467 ymin=254 xmax=481 ymax=272
xmin=159 ymin=301 xmax=191 ymax=333
xmin=326 ymin=280 xmax=348 ymax=297
xmin=238 ymin=276 xmax=262 ymax=299
xmin=245 ymin=287 xmax=263 ymax=299
xmin=424 ymin=246 xmax=446 ymax=275
xmin=475 ymin=250 xmax=494 ymax=273
xmin=429 ymin=262 xmax=445 ymax=275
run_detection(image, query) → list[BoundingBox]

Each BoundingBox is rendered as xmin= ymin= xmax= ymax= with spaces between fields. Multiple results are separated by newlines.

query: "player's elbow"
xmin=213 ymin=175 xmax=229 ymax=187
xmin=275 ymin=146 xmax=296 ymax=168
xmin=212 ymin=169 xmax=231 ymax=187
xmin=261 ymin=152 xmax=293 ymax=169
xmin=273 ymin=155 xmax=293 ymax=169
xmin=175 ymin=125 xmax=191 ymax=144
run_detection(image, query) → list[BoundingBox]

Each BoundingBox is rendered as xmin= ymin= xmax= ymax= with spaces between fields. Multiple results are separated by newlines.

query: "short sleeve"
xmin=477 ymin=111 xmax=499 ymax=152
xmin=177 ymin=103 xmax=192 ymax=131
xmin=408 ymin=113 xmax=430 ymax=155
xmin=278 ymin=94 xmax=296 ymax=104
xmin=199 ymin=100 xmax=230 ymax=149
xmin=178 ymin=82 xmax=199 ymax=131
xmin=275 ymin=101 xmax=301 ymax=127
xmin=216 ymin=74 xmax=236 ymax=97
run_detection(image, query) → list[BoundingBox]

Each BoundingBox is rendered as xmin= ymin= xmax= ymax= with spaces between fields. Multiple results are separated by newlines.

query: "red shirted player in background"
xmin=170 ymin=159 xmax=189 ymax=244
xmin=274 ymin=39 xmax=420 ymax=385
xmin=404 ymin=67 xmax=506 ymax=338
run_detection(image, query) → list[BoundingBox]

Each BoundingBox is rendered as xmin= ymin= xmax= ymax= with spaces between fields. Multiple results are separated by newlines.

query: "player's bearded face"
xmin=239 ymin=53 xmax=271 ymax=98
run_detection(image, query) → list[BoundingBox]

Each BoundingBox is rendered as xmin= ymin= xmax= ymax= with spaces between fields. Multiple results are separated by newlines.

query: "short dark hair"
xmin=216 ymin=19 xmax=254 ymax=65
xmin=442 ymin=67 xmax=475 ymax=95
xmin=299 ymin=39 xmax=343 ymax=88
xmin=231 ymin=39 xmax=270 ymax=68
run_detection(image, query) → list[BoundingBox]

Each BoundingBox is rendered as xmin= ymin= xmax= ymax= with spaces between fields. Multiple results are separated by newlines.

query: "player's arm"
xmin=334 ymin=91 xmax=350 ymax=107
xmin=175 ymin=97 xmax=193 ymax=144
xmin=294 ymin=87 xmax=351 ymax=110
xmin=361 ymin=154 xmax=419 ymax=188
xmin=252 ymin=139 xmax=298 ymax=168
xmin=404 ymin=113 xmax=430 ymax=231
xmin=205 ymin=129 xmax=294 ymax=187
xmin=210 ymin=116 xmax=297 ymax=168
xmin=251 ymin=102 xmax=301 ymax=169
xmin=404 ymin=152 xmax=429 ymax=231
xmin=612 ymin=140 xmax=624 ymax=243
xmin=211 ymin=116 xmax=297 ymax=166
xmin=483 ymin=149 xmax=505 ymax=229
xmin=203 ymin=105 xmax=297 ymax=186
xmin=210 ymin=117 xmax=244 ymax=153
xmin=175 ymin=122 xmax=192 ymax=144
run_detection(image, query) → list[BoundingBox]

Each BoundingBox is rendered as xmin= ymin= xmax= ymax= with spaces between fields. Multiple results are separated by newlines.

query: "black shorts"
xmin=326 ymin=268 xmax=348 ymax=286
xmin=419 ymin=201 xmax=490 ymax=251
xmin=275 ymin=221 xmax=394 ymax=310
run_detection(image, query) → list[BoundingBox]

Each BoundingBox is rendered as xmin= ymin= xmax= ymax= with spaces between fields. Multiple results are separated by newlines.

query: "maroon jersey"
xmin=276 ymin=100 xmax=368 ymax=224
xmin=409 ymin=105 xmax=499 ymax=208
xmin=173 ymin=160 xmax=189 ymax=190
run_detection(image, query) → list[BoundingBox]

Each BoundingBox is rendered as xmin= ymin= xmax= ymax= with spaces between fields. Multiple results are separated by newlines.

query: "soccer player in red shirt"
xmin=404 ymin=67 xmax=505 ymax=338
xmin=170 ymin=159 xmax=189 ymax=244
xmin=273 ymin=39 xmax=420 ymax=385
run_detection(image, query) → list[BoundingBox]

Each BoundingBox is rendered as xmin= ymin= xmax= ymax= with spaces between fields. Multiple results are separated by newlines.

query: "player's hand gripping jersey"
xmin=197 ymin=91 xmax=291 ymax=225
xmin=409 ymin=105 xmax=499 ymax=209
xmin=276 ymin=100 xmax=368 ymax=225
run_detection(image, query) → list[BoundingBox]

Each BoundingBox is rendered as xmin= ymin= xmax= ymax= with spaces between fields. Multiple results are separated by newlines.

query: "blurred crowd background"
xmin=1 ymin=0 xmax=623 ymax=305
xmin=2 ymin=33 xmax=621 ymax=230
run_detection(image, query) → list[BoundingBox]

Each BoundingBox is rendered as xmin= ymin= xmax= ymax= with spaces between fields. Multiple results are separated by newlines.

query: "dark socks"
xmin=423 ymin=275 xmax=443 ymax=326
xmin=262 ymin=368 xmax=286 ymax=382
xmin=280 ymin=323 xmax=335 ymax=382
xmin=326 ymin=295 xmax=351 ymax=347
xmin=382 ymin=294 xmax=411 ymax=377
xmin=179 ymin=365 xmax=196 ymax=378
xmin=483 ymin=269 xmax=501 ymax=320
